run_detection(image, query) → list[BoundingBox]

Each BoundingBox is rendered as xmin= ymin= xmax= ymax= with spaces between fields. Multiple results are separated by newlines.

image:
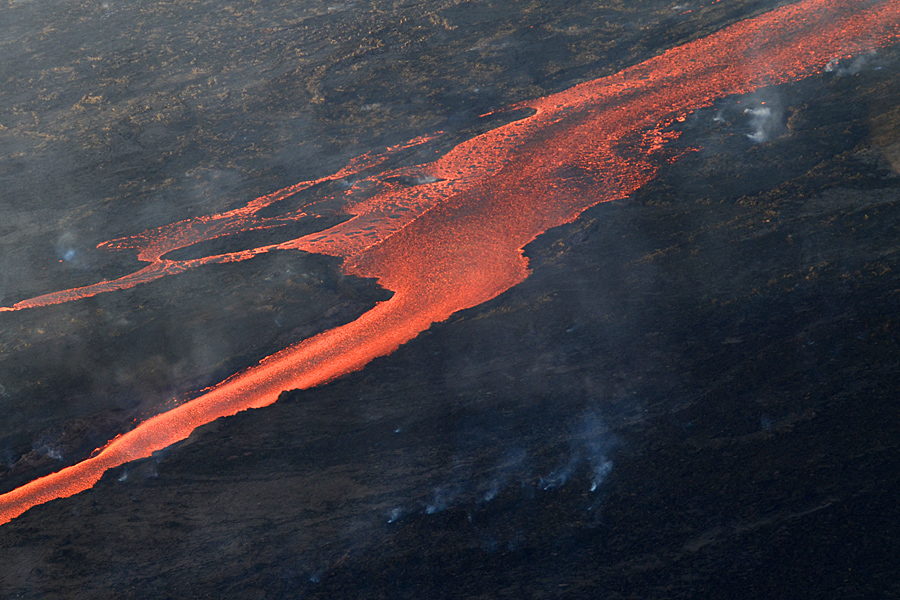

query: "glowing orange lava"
xmin=1 ymin=0 xmax=898 ymax=525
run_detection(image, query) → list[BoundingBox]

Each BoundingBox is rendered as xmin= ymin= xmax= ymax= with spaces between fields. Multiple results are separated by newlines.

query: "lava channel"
xmin=1 ymin=0 xmax=899 ymax=525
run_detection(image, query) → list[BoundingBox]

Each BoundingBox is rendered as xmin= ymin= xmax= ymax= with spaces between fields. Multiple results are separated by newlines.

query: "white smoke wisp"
xmin=590 ymin=459 xmax=614 ymax=492
xmin=577 ymin=411 xmax=618 ymax=493
xmin=425 ymin=485 xmax=463 ymax=515
xmin=480 ymin=447 xmax=527 ymax=502
xmin=55 ymin=232 xmax=84 ymax=267
xmin=702 ymin=92 xmax=785 ymax=145
xmin=824 ymin=52 xmax=881 ymax=76
xmin=539 ymin=454 xmax=581 ymax=491
xmin=745 ymin=106 xmax=774 ymax=142
xmin=537 ymin=411 xmax=618 ymax=493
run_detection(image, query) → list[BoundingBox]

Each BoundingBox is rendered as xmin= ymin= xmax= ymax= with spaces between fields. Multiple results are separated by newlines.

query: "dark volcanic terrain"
xmin=1 ymin=0 xmax=899 ymax=598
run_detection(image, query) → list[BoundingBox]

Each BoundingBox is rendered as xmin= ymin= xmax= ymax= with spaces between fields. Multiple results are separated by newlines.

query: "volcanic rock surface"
xmin=1 ymin=0 xmax=899 ymax=598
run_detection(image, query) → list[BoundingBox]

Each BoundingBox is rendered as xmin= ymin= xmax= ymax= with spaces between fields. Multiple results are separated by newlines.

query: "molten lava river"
xmin=1 ymin=0 xmax=898 ymax=525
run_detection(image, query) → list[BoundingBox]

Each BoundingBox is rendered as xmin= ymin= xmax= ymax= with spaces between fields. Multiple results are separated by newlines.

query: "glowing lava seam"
xmin=1 ymin=0 xmax=899 ymax=525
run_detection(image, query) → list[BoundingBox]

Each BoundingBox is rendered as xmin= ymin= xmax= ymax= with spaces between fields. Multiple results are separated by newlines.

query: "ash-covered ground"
xmin=1 ymin=0 xmax=900 ymax=598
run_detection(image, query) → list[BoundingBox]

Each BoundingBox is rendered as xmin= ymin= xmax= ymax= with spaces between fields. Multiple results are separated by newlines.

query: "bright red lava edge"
xmin=1 ymin=0 xmax=899 ymax=525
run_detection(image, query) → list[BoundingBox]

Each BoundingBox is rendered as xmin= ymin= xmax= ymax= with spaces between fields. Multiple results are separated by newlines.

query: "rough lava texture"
xmin=1 ymin=0 xmax=899 ymax=597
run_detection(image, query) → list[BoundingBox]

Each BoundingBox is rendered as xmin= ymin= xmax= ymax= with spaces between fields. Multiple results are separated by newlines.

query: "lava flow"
xmin=1 ymin=0 xmax=898 ymax=526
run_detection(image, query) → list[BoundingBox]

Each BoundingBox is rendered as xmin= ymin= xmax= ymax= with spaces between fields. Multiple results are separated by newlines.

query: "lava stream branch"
xmin=1 ymin=0 xmax=898 ymax=525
